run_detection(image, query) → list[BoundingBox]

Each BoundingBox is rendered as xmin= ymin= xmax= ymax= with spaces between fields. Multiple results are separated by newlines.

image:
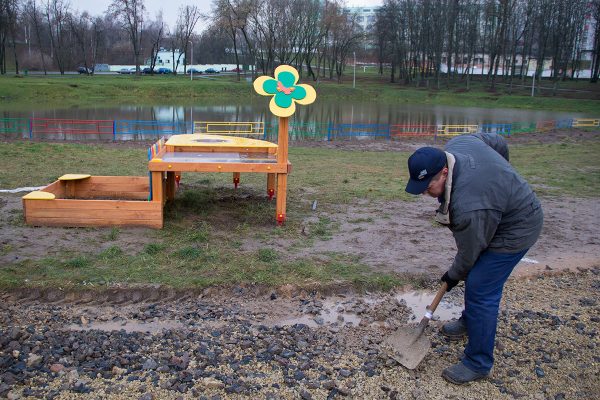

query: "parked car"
xmin=142 ymin=67 xmax=155 ymax=74
xmin=229 ymin=67 xmax=242 ymax=73
xmin=188 ymin=68 xmax=202 ymax=74
xmin=118 ymin=67 xmax=134 ymax=74
xmin=156 ymin=67 xmax=172 ymax=74
xmin=204 ymin=68 xmax=218 ymax=74
xmin=93 ymin=63 xmax=110 ymax=72
xmin=77 ymin=66 xmax=93 ymax=74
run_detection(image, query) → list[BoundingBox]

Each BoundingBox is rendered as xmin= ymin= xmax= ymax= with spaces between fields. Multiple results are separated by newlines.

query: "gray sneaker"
xmin=441 ymin=316 xmax=467 ymax=340
xmin=442 ymin=362 xmax=488 ymax=385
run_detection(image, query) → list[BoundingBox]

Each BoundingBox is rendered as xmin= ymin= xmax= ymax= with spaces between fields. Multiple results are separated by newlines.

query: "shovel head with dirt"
xmin=382 ymin=282 xmax=448 ymax=369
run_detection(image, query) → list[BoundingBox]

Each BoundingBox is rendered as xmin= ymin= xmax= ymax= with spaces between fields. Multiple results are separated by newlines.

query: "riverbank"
xmin=1 ymin=73 xmax=599 ymax=114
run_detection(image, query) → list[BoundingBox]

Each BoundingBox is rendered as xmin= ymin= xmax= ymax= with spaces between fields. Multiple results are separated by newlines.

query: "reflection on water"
xmin=1 ymin=100 xmax=585 ymax=141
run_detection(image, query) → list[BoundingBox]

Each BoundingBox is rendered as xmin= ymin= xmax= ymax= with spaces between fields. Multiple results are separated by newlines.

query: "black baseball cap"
xmin=405 ymin=147 xmax=447 ymax=195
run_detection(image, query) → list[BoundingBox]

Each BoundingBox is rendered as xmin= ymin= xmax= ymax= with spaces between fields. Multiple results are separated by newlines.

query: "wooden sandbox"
xmin=22 ymin=174 xmax=163 ymax=228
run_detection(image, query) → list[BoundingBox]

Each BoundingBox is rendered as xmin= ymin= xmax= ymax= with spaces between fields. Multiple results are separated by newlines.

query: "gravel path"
xmin=1 ymin=267 xmax=599 ymax=399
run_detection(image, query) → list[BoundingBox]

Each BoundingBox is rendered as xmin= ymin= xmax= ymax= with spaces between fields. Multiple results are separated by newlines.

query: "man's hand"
xmin=441 ymin=271 xmax=459 ymax=292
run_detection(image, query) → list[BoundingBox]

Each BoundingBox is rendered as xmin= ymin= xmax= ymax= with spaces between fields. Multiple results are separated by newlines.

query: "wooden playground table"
xmin=148 ymin=131 xmax=291 ymax=223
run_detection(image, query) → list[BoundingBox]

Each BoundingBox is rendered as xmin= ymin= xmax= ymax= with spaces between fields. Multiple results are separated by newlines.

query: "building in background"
xmin=344 ymin=6 xmax=380 ymax=32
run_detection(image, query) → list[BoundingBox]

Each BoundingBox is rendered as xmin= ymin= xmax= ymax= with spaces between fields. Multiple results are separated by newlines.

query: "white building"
xmin=344 ymin=6 xmax=381 ymax=32
xmin=146 ymin=48 xmax=185 ymax=67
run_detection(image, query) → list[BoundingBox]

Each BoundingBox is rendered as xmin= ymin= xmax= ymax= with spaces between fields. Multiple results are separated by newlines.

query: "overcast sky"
xmin=72 ymin=0 xmax=383 ymax=33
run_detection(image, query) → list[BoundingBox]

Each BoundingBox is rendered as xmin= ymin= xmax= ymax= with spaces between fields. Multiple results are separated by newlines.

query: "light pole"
xmin=531 ymin=68 xmax=535 ymax=97
xmin=189 ymin=41 xmax=193 ymax=81
xmin=353 ymin=52 xmax=356 ymax=89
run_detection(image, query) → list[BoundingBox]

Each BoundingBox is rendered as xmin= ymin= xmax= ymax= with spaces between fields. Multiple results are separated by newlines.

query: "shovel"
xmin=382 ymin=282 xmax=448 ymax=369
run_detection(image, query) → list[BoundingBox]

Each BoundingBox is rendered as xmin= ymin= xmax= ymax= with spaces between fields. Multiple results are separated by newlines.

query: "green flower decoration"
xmin=253 ymin=65 xmax=316 ymax=117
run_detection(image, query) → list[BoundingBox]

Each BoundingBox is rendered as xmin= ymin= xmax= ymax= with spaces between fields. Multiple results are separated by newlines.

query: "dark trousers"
xmin=462 ymin=248 xmax=529 ymax=374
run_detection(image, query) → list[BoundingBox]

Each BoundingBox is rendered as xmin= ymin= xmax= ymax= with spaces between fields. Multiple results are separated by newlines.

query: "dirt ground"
xmin=1 ymin=130 xmax=599 ymax=399
xmin=1 ymin=130 xmax=599 ymax=277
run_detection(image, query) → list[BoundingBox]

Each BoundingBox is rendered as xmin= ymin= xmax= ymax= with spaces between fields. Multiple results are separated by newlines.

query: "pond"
xmin=0 ymin=99 xmax=585 ymax=141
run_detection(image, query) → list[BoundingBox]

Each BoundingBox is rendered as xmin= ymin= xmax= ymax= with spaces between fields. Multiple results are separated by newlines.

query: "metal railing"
xmin=390 ymin=124 xmax=437 ymax=137
xmin=0 ymin=118 xmax=29 ymax=137
xmin=327 ymin=123 xmax=390 ymax=140
xmin=193 ymin=121 xmax=265 ymax=137
xmin=30 ymin=118 xmax=113 ymax=138
xmin=116 ymin=120 xmax=189 ymax=139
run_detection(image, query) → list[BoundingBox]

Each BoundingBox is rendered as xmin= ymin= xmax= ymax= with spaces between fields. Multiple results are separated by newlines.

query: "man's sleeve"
xmin=448 ymin=209 xmax=503 ymax=280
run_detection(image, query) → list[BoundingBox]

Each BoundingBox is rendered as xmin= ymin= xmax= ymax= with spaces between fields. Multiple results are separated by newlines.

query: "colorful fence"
xmin=193 ymin=121 xmax=265 ymax=137
xmin=327 ymin=124 xmax=391 ymax=140
xmin=0 ymin=118 xmax=29 ymax=137
xmin=0 ymin=117 xmax=597 ymax=141
xmin=116 ymin=120 xmax=189 ymax=139
xmin=390 ymin=124 xmax=437 ymax=137
xmin=30 ymin=118 xmax=114 ymax=138
xmin=572 ymin=118 xmax=599 ymax=128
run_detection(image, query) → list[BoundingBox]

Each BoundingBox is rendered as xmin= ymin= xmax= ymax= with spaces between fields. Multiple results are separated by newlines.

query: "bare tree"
xmin=591 ymin=0 xmax=600 ymax=82
xmin=68 ymin=11 xmax=95 ymax=74
xmin=45 ymin=0 xmax=71 ymax=74
xmin=146 ymin=12 xmax=164 ymax=74
xmin=24 ymin=0 xmax=49 ymax=74
xmin=110 ymin=0 xmax=145 ymax=74
xmin=173 ymin=5 xmax=200 ymax=74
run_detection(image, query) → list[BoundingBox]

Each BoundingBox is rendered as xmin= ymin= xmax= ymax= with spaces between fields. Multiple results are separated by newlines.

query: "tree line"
xmin=199 ymin=0 xmax=600 ymax=83
xmin=0 ymin=0 xmax=200 ymax=75
xmin=1 ymin=0 xmax=599 ymax=84
xmin=374 ymin=0 xmax=600 ymax=86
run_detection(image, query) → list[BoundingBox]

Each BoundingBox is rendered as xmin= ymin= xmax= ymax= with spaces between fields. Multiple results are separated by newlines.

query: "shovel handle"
xmin=426 ymin=282 xmax=448 ymax=315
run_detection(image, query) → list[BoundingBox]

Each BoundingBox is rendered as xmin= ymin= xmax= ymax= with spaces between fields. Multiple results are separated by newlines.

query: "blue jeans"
xmin=461 ymin=248 xmax=529 ymax=374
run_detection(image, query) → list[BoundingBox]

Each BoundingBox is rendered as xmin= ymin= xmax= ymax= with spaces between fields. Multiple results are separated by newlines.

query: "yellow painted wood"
xmin=166 ymin=134 xmax=278 ymax=149
xmin=58 ymin=174 xmax=91 ymax=181
xmin=22 ymin=191 xmax=55 ymax=200
xmin=148 ymin=162 xmax=288 ymax=174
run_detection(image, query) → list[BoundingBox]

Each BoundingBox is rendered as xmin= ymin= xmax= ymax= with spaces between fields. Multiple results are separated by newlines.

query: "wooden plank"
xmin=148 ymin=162 xmax=287 ymax=173
xmin=42 ymin=180 xmax=65 ymax=197
xmin=24 ymin=199 xmax=161 ymax=211
xmin=25 ymin=217 xmax=163 ymax=229
xmin=65 ymin=181 xmax=76 ymax=198
xmin=75 ymin=192 xmax=149 ymax=201
xmin=28 ymin=209 xmax=161 ymax=220
xmin=85 ymin=176 xmax=149 ymax=184
xmin=23 ymin=199 xmax=163 ymax=228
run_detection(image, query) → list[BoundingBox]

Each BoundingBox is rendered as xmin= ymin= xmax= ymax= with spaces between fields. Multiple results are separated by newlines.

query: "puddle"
xmin=396 ymin=291 xmax=462 ymax=321
xmin=267 ymin=299 xmax=362 ymax=328
xmin=68 ymin=319 xmax=186 ymax=333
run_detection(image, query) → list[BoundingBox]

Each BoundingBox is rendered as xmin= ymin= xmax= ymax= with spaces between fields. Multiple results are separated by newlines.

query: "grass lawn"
xmin=0 ymin=137 xmax=599 ymax=291
xmin=1 ymin=71 xmax=599 ymax=113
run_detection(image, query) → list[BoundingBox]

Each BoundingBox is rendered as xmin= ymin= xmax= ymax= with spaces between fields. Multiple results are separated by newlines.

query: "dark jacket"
xmin=445 ymin=134 xmax=543 ymax=281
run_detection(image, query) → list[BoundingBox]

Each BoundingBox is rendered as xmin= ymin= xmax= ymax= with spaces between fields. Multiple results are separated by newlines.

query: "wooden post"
xmin=278 ymin=117 xmax=288 ymax=164
xmin=65 ymin=181 xmax=76 ymax=198
xmin=152 ymin=171 xmax=164 ymax=205
xmin=276 ymin=174 xmax=287 ymax=224
xmin=267 ymin=173 xmax=276 ymax=200
xmin=166 ymin=171 xmax=176 ymax=201
xmin=276 ymin=117 xmax=289 ymax=223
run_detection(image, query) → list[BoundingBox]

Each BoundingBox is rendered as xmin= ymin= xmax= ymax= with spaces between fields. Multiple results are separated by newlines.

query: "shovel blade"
xmin=382 ymin=327 xmax=431 ymax=369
